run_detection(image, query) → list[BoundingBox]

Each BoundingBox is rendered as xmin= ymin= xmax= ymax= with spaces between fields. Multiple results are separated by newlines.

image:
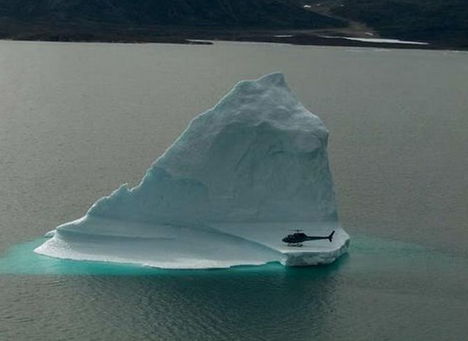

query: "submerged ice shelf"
xmin=35 ymin=73 xmax=350 ymax=268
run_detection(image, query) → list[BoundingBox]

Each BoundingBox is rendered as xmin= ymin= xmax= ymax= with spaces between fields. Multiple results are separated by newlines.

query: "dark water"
xmin=0 ymin=41 xmax=467 ymax=340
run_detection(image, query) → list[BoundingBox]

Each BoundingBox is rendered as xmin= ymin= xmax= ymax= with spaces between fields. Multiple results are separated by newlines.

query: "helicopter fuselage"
xmin=282 ymin=231 xmax=335 ymax=245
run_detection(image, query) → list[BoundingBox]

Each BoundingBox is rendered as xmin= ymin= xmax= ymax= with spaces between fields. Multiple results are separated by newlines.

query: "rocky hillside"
xmin=332 ymin=0 xmax=468 ymax=47
xmin=0 ymin=0 xmax=343 ymax=28
xmin=0 ymin=0 xmax=465 ymax=48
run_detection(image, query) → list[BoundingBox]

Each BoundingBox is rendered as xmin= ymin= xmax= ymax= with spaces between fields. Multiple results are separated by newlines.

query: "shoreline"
xmin=0 ymin=28 xmax=465 ymax=51
xmin=0 ymin=36 xmax=457 ymax=51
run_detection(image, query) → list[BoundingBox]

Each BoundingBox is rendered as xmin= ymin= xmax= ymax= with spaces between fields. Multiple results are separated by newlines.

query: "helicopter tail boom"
xmin=328 ymin=230 xmax=335 ymax=242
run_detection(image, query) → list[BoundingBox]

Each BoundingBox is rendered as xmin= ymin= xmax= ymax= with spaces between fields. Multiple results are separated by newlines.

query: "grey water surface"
xmin=0 ymin=40 xmax=467 ymax=340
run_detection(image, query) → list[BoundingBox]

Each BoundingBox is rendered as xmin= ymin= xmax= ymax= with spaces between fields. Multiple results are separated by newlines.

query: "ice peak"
xmin=206 ymin=73 xmax=325 ymax=138
xmin=242 ymin=72 xmax=287 ymax=89
xmin=217 ymin=72 xmax=293 ymax=109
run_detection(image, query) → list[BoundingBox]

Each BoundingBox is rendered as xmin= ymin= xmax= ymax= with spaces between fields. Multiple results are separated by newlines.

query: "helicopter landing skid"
xmin=287 ymin=243 xmax=303 ymax=247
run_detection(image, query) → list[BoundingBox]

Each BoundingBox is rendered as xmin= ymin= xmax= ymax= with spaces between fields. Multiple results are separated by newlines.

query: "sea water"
xmin=0 ymin=41 xmax=467 ymax=340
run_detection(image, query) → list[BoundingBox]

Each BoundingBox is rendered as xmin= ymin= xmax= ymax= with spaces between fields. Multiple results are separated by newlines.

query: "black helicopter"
xmin=282 ymin=229 xmax=335 ymax=247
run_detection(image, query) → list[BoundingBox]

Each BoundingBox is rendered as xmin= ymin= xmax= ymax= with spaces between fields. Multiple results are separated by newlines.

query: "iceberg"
xmin=35 ymin=73 xmax=350 ymax=268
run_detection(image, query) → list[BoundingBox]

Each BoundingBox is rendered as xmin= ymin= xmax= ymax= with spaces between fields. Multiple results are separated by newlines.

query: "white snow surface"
xmin=35 ymin=73 xmax=350 ymax=268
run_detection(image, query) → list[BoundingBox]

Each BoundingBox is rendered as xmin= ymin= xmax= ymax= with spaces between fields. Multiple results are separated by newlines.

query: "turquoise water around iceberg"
xmin=0 ymin=238 xmax=286 ymax=275
xmin=1 ymin=234 xmax=465 ymax=277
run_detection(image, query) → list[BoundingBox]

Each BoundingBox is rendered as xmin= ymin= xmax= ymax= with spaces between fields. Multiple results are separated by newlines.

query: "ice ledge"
xmin=282 ymin=240 xmax=350 ymax=266
xmin=211 ymin=222 xmax=350 ymax=267
xmin=35 ymin=218 xmax=349 ymax=269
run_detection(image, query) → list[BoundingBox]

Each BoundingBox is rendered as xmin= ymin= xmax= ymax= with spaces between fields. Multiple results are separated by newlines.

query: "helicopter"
xmin=282 ymin=229 xmax=335 ymax=247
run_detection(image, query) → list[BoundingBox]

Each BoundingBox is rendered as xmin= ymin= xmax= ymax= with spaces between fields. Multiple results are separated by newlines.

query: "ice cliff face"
xmin=88 ymin=73 xmax=337 ymax=224
xmin=35 ymin=73 xmax=349 ymax=268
